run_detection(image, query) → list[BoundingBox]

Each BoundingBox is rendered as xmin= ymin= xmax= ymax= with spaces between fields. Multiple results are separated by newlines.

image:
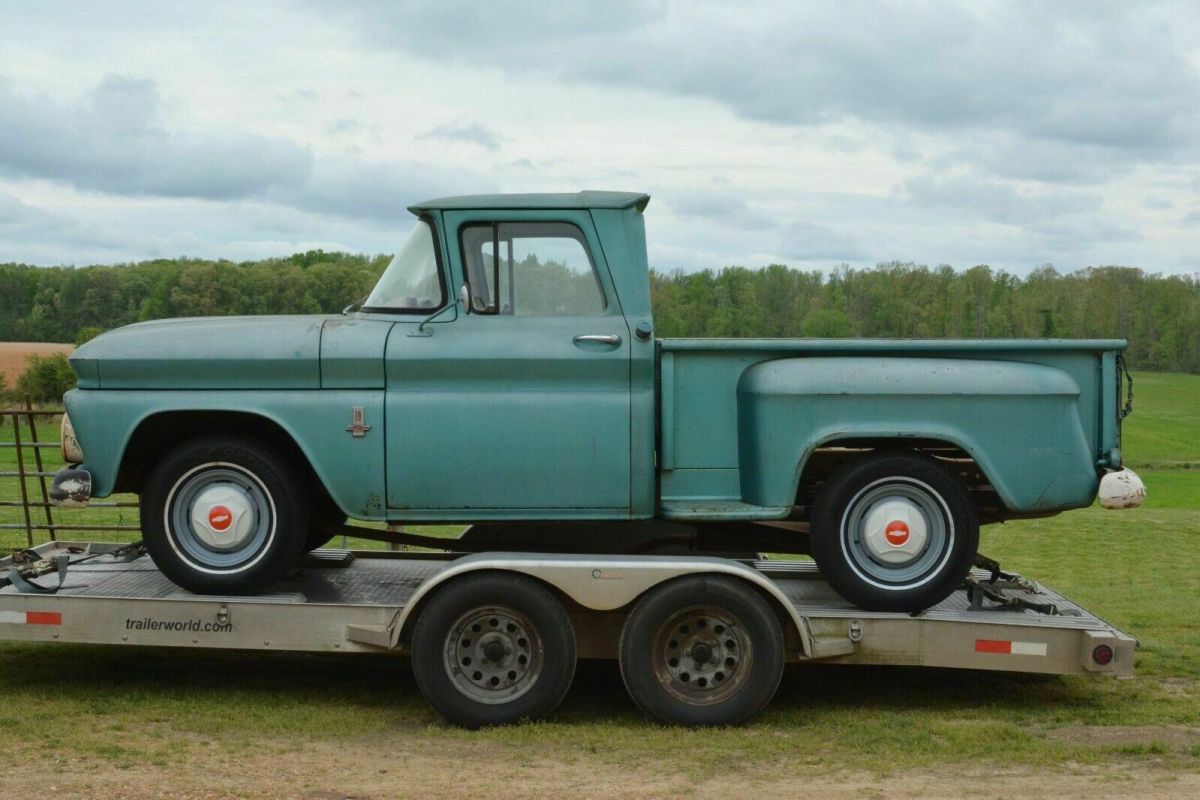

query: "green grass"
xmin=1121 ymin=372 xmax=1200 ymax=467
xmin=1 ymin=376 xmax=1198 ymax=777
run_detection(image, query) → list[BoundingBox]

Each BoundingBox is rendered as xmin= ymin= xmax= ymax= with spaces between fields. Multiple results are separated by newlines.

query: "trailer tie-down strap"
xmin=7 ymin=554 xmax=71 ymax=594
xmin=965 ymin=554 xmax=1064 ymax=616
xmin=5 ymin=542 xmax=145 ymax=595
xmin=965 ymin=578 xmax=1061 ymax=616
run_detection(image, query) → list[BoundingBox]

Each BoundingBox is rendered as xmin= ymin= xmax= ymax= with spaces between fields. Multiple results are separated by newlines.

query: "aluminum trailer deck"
xmin=0 ymin=541 xmax=1136 ymax=726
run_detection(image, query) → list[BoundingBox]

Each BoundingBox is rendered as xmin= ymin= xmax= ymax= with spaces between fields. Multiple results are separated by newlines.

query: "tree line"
xmin=1 ymin=253 xmax=1198 ymax=375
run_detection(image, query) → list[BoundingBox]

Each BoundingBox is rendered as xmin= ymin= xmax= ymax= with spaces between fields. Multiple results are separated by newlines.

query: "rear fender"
xmin=736 ymin=357 xmax=1098 ymax=513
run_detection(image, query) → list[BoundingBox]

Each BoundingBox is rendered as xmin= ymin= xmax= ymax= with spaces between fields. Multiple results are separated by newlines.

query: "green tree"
xmin=16 ymin=353 xmax=77 ymax=403
xmin=802 ymin=309 xmax=854 ymax=337
xmin=74 ymin=326 xmax=104 ymax=345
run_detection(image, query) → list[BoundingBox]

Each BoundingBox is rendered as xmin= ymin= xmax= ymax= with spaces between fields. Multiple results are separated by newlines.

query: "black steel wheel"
xmin=618 ymin=575 xmax=784 ymax=726
xmin=810 ymin=450 xmax=979 ymax=612
xmin=141 ymin=436 xmax=308 ymax=595
xmin=410 ymin=572 xmax=576 ymax=728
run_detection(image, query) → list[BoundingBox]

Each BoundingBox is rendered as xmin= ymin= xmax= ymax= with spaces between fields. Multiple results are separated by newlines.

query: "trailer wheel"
xmin=141 ymin=436 xmax=309 ymax=595
xmin=810 ymin=451 xmax=979 ymax=612
xmin=410 ymin=572 xmax=576 ymax=729
xmin=618 ymin=575 xmax=784 ymax=726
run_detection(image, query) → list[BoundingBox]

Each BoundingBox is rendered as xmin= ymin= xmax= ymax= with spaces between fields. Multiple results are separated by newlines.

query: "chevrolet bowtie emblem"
xmin=345 ymin=406 xmax=372 ymax=438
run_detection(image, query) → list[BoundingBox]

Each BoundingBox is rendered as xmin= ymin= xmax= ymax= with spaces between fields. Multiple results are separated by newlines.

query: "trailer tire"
xmin=141 ymin=436 xmax=309 ymax=595
xmin=618 ymin=575 xmax=784 ymax=726
xmin=810 ymin=450 xmax=978 ymax=612
xmin=410 ymin=572 xmax=576 ymax=729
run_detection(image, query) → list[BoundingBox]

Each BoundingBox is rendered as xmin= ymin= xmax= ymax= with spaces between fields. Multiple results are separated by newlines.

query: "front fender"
xmin=64 ymin=389 xmax=386 ymax=520
xmin=736 ymin=357 xmax=1098 ymax=513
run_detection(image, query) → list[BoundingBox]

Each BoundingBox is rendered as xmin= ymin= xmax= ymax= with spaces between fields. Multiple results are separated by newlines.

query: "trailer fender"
xmin=388 ymin=553 xmax=821 ymax=659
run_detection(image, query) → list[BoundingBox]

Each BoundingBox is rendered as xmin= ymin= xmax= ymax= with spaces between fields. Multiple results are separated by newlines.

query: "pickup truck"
xmin=52 ymin=191 xmax=1144 ymax=611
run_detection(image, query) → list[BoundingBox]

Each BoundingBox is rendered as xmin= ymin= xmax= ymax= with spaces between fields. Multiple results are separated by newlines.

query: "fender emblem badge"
xmin=345 ymin=406 xmax=372 ymax=438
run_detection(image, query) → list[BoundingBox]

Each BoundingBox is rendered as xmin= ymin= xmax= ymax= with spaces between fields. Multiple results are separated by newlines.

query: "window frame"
xmin=457 ymin=220 xmax=609 ymax=316
xmin=360 ymin=215 xmax=449 ymax=315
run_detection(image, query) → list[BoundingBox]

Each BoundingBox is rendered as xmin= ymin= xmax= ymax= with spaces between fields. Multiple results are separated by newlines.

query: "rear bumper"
xmin=49 ymin=467 xmax=92 ymax=508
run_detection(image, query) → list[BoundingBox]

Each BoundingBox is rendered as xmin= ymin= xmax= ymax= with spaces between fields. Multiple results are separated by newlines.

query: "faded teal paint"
xmin=657 ymin=339 xmax=1118 ymax=514
xmin=319 ymin=317 xmax=393 ymax=389
xmin=409 ymin=191 xmax=649 ymax=213
xmin=736 ymin=357 xmax=1096 ymax=512
xmin=74 ymin=316 xmax=325 ymax=389
xmin=384 ymin=208 xmax=636 ymax=515
xmin=62 ymin=191 xmax=1126 ymax=528
xmin=64 ymin=388 xmax=386 ymax=519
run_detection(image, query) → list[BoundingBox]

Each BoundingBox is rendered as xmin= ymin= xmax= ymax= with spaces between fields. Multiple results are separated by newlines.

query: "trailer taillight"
xmin=1092 ymin=644 xmax=1114 ymax=666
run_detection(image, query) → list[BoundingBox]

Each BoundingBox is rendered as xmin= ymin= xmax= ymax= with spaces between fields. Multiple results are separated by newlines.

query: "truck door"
xmin=384 ymin=210 xmax=633 ymax=515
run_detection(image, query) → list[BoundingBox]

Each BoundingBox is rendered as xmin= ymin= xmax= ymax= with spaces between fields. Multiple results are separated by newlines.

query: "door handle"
xmin=573 ymin=334 xmax=622 ymax=346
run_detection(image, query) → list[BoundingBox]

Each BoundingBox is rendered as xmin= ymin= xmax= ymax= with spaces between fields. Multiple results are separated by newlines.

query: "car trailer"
xmin=0 ymin=541 xmax=1136 ymax=728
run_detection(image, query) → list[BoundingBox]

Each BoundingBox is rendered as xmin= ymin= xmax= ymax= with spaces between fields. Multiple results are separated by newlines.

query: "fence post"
xmin=24 ymin=396 xmax=56 ymax=542
xmin=10 ymin=408 xmax=34 ymax=547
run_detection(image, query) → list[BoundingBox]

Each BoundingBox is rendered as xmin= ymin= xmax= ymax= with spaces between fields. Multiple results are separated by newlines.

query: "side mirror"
xmin=459 ymin=283 xmax=471 ymax=314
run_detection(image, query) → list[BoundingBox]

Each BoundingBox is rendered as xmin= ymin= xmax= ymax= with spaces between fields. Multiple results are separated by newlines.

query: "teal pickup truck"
xmin=53 ymin=192 xmax=1143 ymax=611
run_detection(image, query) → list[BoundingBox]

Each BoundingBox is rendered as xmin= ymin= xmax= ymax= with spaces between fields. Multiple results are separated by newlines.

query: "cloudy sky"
xmin=1 ymin=1 xmax=1197 ymax=274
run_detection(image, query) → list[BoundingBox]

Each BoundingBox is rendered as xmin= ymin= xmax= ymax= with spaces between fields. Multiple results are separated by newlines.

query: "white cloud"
xmin=0 ymin=75 xmax=313 ymax=199
xmin=0 ymin=0 xmax=1195 ymax=273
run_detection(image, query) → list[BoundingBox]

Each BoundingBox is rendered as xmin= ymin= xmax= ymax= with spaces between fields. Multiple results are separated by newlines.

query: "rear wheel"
xmin=618 ymin=575 xmax=784 ymax=726
xmin=810 ymin=451 xmax=978 ymax=612
xmin=410 ymin=572 xmax=576 ymax=728
xmin=141 ymin=436 xmax=308 ymax=595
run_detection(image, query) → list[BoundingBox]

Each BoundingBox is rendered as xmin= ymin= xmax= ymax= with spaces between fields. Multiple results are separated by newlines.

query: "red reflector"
xmin=1092 ymin=644 xmax=1114 ymax=666
xmin=26 ymin=611 xmax=62 ymax=625
xmin=975 ymin=639 xmax=1012 ymax=654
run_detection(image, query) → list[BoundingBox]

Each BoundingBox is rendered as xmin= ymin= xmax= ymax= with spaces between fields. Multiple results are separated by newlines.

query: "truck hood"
xmin=71 ymin=316 xmax=328 ymax=389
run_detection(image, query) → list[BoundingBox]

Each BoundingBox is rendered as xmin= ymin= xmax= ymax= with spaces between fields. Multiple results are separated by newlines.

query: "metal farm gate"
xmin=0 ymin=401 xmax=138 ymax=549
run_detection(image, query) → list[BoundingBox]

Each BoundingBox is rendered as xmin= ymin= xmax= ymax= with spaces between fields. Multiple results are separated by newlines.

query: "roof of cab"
xmin=408 ymin=191 xmax=650 ymax=214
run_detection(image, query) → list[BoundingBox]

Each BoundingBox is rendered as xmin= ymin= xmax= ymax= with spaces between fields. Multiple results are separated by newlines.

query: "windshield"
xmin=363 ymin=220 xmax=444 ymax=312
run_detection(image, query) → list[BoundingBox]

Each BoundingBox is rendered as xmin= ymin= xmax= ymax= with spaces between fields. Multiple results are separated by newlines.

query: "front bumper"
xmin=49 ymin=467 xmax=92 ymax=508
xmin=1098 ymin=468 xmax=1146 ymax=509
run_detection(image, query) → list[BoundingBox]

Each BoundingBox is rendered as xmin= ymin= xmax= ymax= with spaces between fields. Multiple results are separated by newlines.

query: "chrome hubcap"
xmin=165 ymin=462 xmax=275 ymax=572
xmin=189 ymin=484 xmax=257 ymax=551
xmin=841 ymin=476 xmax=954 ymax=588
xmin=860 ymin=496 xmax=928 ymax=565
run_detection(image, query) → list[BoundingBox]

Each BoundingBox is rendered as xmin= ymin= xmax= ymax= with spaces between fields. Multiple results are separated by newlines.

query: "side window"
xmin=459 ymin=222 xmax=606 ymax=315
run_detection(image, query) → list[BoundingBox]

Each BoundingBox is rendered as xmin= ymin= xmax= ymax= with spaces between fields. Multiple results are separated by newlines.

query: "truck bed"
xmin=657 ymin=337 xmax=1124 ymax=517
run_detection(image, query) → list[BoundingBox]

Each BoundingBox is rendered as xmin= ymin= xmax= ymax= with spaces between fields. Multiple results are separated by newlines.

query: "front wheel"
xmin=810 ymin=451 xmax=979 ymax=612
xmin=141 ymin=436 xmax=309 ymax=595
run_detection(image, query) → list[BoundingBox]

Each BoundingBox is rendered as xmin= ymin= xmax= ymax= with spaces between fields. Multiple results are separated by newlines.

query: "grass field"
xmin=1119 ymin=372 xmax=1200 ymax=467
xmin=1 ymin=373 xmax=1198 ymax=796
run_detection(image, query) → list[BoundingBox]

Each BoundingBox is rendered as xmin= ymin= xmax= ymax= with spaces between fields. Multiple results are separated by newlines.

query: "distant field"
xmin=0 ymin=342 xmax=73 ymax=386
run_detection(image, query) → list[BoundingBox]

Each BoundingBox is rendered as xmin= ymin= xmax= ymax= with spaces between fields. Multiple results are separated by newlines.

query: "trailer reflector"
xmin=0 ymin=610 xmax=62 ymax=626
xmin=1092 ymin=644 xmax=1114 ymax=665
xmin=975 ymin=638 xmax=1046 ymax=656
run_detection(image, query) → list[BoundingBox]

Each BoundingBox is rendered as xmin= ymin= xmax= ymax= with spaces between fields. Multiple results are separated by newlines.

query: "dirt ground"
xmin=15 ymin=735 xmax=1200 ymax=800
xmin=0 ymin=341 xmax=74 ymax=385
